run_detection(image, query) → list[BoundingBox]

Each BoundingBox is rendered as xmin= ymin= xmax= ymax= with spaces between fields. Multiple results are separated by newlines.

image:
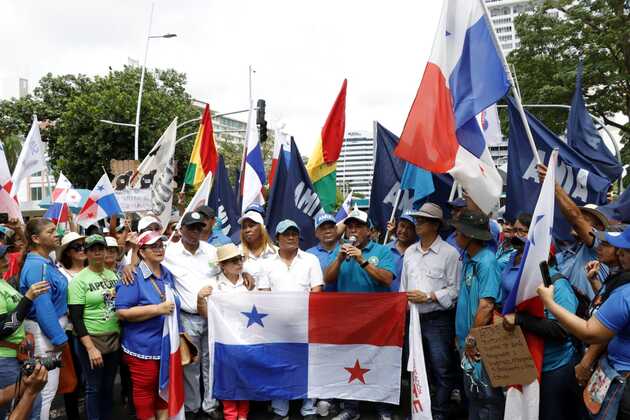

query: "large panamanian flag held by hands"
xmin=306 ymin=79 xmax=347 ymax=213
xmin=502 ymin=149 xmax=558 ymax=420
xmin=159 ymin=285 xmax=185 ymax=420
xmin=207 ymin=292 xmax=406 ymax=403
xmin=184 ymin=104 xmax=218 ymax=190
xmin=395 ymin=0 xmax=509 ymax=214
xmin=75 ymin=174 xmax=122 ymax=228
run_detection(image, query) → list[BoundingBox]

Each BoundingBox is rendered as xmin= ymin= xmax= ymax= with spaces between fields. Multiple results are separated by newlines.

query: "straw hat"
xmin=216 ymin=244 xmax=242 ymax=263
xmin=57 ymin=232 xmax=85 ymax=257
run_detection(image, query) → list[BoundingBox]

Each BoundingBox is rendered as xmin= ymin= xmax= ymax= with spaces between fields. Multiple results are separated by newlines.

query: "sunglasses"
xmin=68 ymin=243 xmax=85 ymax=252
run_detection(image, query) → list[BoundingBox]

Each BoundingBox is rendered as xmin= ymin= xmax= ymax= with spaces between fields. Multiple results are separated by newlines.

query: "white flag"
xmin=177 ymin=172 xmax=213 ymax=229
xmin=408 ymin=304 xmax=432 ymax=420
xmin=11 ymin=118 xmax=47 ymax=197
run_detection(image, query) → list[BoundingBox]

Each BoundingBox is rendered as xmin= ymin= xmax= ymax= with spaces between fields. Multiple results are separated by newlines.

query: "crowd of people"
xmin=0 ymin=164 xmax=628 ymax=420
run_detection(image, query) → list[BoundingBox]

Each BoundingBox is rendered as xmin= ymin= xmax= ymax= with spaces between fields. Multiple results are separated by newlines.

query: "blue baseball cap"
xmin=314 ymin=213 xmax=336 ymax=229
xmin=604 ymin=226 xmax=630 ymax=249
xmin=448 ymin=197 xmax=466 ymax=208
xmin=399 ymin=210 xmax=416 ymax=225
xmin=275 ymin=219 xmax=301 ymax=236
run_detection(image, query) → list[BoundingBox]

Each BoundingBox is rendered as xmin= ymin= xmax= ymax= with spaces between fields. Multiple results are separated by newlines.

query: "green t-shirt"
xmin=0 ymin=281 xmax=25 ymax=357
xmin=68 ymin=268 xmax=120 ymax=335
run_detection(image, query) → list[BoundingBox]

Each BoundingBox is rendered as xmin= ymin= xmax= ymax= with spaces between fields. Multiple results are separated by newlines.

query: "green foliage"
xmin=508 ymin=0 xmax=629 ymax=140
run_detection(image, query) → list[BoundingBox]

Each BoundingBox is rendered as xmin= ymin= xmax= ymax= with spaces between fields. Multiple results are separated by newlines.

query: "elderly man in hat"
xmin=399 ymin=202 xmax=461 ymax=420
xmin=451 ymin=209 xmax=504 ymax=420
xmin=537 ymin=164 xmax=610 ymax=300
xmin=325 ymin=208 xmax=396 ymax=420
xmin=163 ymin=211 xmax=220 ymax=419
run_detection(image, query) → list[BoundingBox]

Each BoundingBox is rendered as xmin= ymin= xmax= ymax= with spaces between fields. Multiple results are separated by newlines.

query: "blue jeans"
xmin=461 ymin=358 xmax=504 ymax=420
xmin=420 ymin=310 xmax=457 ymax=420
xmin=76 ymin=340 xmax=119 ymax=420
xmin=341 ymin=400 xmax=393 ymax=417
xmin=540 ymin=359 xmax=585 ymax=420
xmin=271 ymin=398 xmax=316 ymax=416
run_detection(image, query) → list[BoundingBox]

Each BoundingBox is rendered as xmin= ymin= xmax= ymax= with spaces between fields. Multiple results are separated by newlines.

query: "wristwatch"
xmin=360 ymin=260 xmax=370 ymax=269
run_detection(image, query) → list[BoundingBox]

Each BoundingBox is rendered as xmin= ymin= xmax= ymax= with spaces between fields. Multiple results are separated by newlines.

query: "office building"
xmin=337 ymin=131 xmax=375 ymax=199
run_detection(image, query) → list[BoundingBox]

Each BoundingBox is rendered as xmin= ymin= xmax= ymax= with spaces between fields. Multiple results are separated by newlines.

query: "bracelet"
xmin=360 ymin=260 xmax=369 ymax=269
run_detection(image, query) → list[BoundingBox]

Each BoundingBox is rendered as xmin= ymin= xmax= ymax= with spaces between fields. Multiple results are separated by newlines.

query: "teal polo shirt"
xmin=334 ymin=241 xmax=395 ymax=292
xmin=455 ymin=246 xmax=501 ymax=349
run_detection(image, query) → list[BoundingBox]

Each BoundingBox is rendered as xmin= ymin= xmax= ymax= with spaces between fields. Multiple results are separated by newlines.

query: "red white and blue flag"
xmin=159 ymin=285 xmax=185 ymax=419
xmin=502 ymin=150 xmax=558 ymax=420
xmin=335 ymin=191 xmax=353 ymax=222
xmin=0 ymin=141 xmax=20 ymax=221
xmin=43 ymin=172 xmax=81 ymax=223
xmin=240 ymin=103 xmax=266 ymax=213
xmin=207 ymin=292 xmax=407 ymax=403
xmin=395 ymin=0 xmax=509 ymax=214
xmin=75 ymin=174 xmax=122 ymax=228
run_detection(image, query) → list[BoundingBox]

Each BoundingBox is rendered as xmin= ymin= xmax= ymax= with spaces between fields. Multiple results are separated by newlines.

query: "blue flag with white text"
xmin=368 ymin=123 xmax=453 ymax=232
xmin=401 ymin=162 xmax=435 ymax=204
xmin=265 ymin=139 xmax=324 ymax=249
xmin=505 ymin=95 xmax=611 ymax=239
xmin=208 ymin=155 xmax=241 ymax=243
xmin=567 ymin=63 xmax=622 ymax=182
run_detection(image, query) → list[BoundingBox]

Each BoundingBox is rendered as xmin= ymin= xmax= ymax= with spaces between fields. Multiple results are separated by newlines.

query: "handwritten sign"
xmin=114 ymin=189 xmax=152 ymax=212
xmin=470 ymin=324 xmax=537 ymax=387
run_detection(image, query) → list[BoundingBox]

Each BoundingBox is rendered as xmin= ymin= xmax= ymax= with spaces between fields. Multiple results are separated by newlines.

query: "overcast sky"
xmin=0 ymin=0 xmax=442 ymax=156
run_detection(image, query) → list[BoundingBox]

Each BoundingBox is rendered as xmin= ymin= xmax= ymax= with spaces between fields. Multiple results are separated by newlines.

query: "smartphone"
xmin=539 ymin=261 xmax=553 ymax=287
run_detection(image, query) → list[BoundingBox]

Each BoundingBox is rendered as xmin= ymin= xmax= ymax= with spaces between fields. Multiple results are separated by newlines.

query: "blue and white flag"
xmin=505 ymin=95 xmax=610 ymax=239
xmin=209 ymin=155 xmax=241 ymax=243
xmin=335 ymin=192 xmax=353 ymax=222
xmin=241 ymin=103 xmax=266 ymax=212
xmin=265 ymin=138 xmax=324 ymax=249
xmin=567 ymin=63 xmax=622 ymax=182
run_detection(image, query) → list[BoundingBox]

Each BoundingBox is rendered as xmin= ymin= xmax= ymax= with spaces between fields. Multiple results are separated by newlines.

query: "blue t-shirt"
xmin=562 ymin=239 xmax=608 ymax=300
xmin=115 ymin=262 xmax=180 ymax=359
xmin=499 ymin=252 xmax=520 ymax=306
xmin=543 ymin=275 xmax=577 ymax=372
xmin=496 ymin=243 xmax=515 ymax=274
xmin=446 ymin=231 xmax=462 ymax=254
xmin=455 ymin=247 xmax=501 ymax=349
xmin=386 ymin=241 xmax=404 ymax=292
xmin=596 ymin=283 xmax=630 ymax=372
xmin=209 ymin=229 xmax=233 ymax=247
xmin=19 ymin=253 xmax=68 ymax=346
xmin=334 ymin=241 xmax=396 ymax=293
xmin=306 ymin=243 xmax=339 ymax=292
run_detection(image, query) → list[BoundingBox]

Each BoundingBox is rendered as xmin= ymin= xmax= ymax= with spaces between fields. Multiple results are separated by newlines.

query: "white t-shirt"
xmin=258 ymin=250 xmax=324 ymax=292
xmin=240 ymin=244 xmax=277 ymax=288
xmin=163 ymin=240 xmax=219 ymax=313
xmin=216 ymin=272 xmax=249 ymax=294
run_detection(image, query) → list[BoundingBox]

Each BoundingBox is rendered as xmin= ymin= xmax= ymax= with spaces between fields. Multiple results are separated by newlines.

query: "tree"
xmin=508 ymin=0 xmax=629 ymax=139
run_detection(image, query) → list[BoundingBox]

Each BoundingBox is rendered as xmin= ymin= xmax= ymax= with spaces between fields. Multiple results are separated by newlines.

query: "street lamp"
xmin=133 ymin=3 xmax=176 ymax=160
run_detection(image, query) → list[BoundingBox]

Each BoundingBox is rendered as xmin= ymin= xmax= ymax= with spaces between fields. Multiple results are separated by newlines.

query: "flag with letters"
xmin=207 ymin=292 xmax=407 ymax=403
xmin=265 ymin=138 xmax=324 ymax=249
xmin=505 ymin=95 xmax=610 ymax=240
xmin=208 ymin=155 xmax=241 ymax=242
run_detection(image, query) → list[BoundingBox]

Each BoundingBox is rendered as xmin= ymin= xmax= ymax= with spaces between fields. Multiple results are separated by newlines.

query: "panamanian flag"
xmin=207 ymin=292 xmax=407 ymax=403
xmin=43 ymin=172 xmax=81 ymax=223
xmin=335 ymin=191 xmax=353 ymax=222
xmin=159 ymin=285 xmax=185 ymax=419
xmin=75 ymin=174 xmax=122 ymax=228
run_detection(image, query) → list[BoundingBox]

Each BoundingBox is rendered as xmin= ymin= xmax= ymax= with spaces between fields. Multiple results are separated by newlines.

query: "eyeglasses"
xmin=143 ymin=242 xmax=165 ymax=251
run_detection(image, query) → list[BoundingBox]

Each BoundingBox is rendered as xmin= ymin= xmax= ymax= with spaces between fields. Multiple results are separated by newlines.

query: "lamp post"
xmin=133 ymin=3 xmax=176 ymax=160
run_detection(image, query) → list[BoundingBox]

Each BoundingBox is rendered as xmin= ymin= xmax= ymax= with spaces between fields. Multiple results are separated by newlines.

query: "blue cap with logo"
xmin=314 ymin=213 xmax=336 ymax=229
xmin=605 ymin=226 xmax=630 ymax=250
xmin=399 ymin=210 xmax=416 ymax=225
xmin=275 ymin=219 xmax=301 ymax=236
xmin=245 ymin=203 xmax=265 ymax=215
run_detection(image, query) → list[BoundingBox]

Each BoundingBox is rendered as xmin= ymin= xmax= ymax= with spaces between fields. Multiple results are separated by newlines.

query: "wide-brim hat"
xmin=579 ymin=204 xmax=609 ymax=229
xmin=449 ymin=209 xmax=492 ymax=241
xmin=217 ymin=243 xmax=243 ymax=262
xmin=57 ymin=232 xmax=85 ymax=257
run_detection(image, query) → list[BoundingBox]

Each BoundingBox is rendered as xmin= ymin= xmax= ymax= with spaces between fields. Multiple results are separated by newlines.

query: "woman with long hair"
xmin=238 ymin=210 xmax=276 ymax=288
xmin=19 ymin=218 xmax=69 ymax=420
xmin=115 ymin=231 xmax=181 ymax=420
xmin=68 ymin=235 xmax=120 ymax=420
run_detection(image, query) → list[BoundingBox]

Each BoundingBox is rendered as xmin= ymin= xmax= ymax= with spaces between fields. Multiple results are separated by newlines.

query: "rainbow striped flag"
xmin=306 ymin=79 xmax=347 ymax=213
xmin=184 ymin=104 xmax=218 ymax=190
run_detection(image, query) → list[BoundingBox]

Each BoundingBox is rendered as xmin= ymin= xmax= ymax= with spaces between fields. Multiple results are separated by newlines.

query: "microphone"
xmin=345 ymin=235 xmax=357 ymax=261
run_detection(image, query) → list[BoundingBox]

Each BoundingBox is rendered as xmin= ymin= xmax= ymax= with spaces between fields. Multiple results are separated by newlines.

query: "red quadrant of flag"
xmin=308 ymin=292 xmax=407 ymax=347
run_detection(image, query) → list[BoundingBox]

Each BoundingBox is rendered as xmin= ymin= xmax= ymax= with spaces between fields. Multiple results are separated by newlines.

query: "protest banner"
xmin=114 ymin=188 xmax=152 ymax=212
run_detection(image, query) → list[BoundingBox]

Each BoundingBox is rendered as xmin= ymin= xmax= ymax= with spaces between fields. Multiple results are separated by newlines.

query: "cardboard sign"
xmin=114 ymin=188 xmax=152 ymax=212
xmin=469 ymin=323 xmax=538 ymax=387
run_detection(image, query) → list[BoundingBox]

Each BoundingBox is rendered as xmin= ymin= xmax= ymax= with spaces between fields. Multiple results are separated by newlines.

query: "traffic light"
xmin=256 ymin=99 xmax=266 ymax=125
xmin=256 ymin=99 xmax=267 ymax=142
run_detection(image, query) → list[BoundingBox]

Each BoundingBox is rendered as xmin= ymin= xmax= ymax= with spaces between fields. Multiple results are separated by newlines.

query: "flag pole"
xmin=383 ymin=189 xmax=402 ymax=244
xmin=479 ymin=0 xmax=541 ymax=164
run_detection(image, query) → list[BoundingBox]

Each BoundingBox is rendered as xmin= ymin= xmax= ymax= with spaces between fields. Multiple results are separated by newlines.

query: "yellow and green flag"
xmin=306 ymin=79 xmax=347 ymax=213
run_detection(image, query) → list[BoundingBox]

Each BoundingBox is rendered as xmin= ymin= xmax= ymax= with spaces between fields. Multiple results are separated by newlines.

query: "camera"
xmin=21 ymin=354 xmax=63 ymax=376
